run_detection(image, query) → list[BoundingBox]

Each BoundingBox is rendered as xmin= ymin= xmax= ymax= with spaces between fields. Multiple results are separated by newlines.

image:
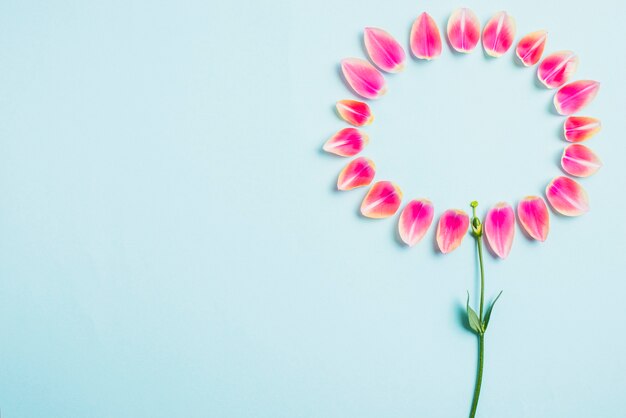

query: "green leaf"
xmin=483 ymin=290 xmax=503 ymax=331
xmin=466 ymin=292 xmax=483 ymax=334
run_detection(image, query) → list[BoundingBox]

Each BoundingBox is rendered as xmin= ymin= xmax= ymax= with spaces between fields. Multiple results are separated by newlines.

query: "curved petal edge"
xmin=364 ymin=27 xmax=406 ymax=73
xmin=545 ymin=176 xmax=590 ymax=216
xmin=517 ymin=196 xmax=550 ymax=242
xmin=340 ymin=58 xmax=387 ymax=100
xmin=484 ymin=202 xmax=515 ymax=259
xmin=410 ymin=12 xmax=442 ymax=60
xmin=398 ymin=199 xmax=435 ymax=246
xmin=337 ymin=157 xmax=376 ymax=191
xmin=323 ymin=127 xmax=369 ymax=157
xmin=482 ymin=11 xmax=516 ymax=57
xmin=447 ymin=8 xmax=481 ymax=53
xmin=561 ymin=144 xmax=602 ymax=177
xmin=515 ymin=30 xmax=547 ymax=66
xmin=436 ymin=209 xmax=469 ymax=254
xmin=360 ymin=181 xmax=403 ymax=218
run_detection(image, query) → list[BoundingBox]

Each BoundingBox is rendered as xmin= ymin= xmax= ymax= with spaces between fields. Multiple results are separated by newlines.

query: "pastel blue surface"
xmin=1 ymin=0 xmax=625 ymax=416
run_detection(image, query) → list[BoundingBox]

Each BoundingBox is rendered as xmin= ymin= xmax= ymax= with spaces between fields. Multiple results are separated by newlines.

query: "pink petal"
xmin=515 ymin=30 xmax=547 ymax=66
xmin=410 ymin=12 xmax=442 ymax=60
xmin=340 ymin=58 xmax=387 ymax=100
xmin=554 ymin=80 xmax=600 ymax=115
xmin=564 ymin=116 xmax=602 ymax=143
xmin=517 ymin=196 xmax=550 ymax=242
xmin=482 ymin=11 xmax=516 ymax=57
xmin=337 ymin=157 xmax=376 ymax=191
xmin=360 ymin=181 xmax=403 ymax=218
xmin=446 ymin=8 xmax=481 ymax=53
xmin=398 ymin=199 xmax=434 ymax=246
xmin=323 ymin=128 xmax=369 ymax=157
xmin=484 ymin=202 xmax=515 ymax=259
xmin=436 ymin=209 xmax=469 ymax=254
xmin=336 ymin=99 xmax=374 ymax=126
xmin=537 ymin=51 xmax=578 ymax=88
xmin=561 ymin=144 xmax=602 ymax=177
xmin=364 ymin=27 xmax=406 ymax=73
xmin=545 ymin=176 xmax=590 ymax=216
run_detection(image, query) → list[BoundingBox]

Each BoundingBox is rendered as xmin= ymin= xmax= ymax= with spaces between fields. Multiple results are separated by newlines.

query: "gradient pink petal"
xmin=337 ymin=157 xmax=376 ymax=191
xmin=447 ymin=8 xmax=481 ymax=53
xmin=410 ymin=12 xmax=442 ymax=60
xmin=340 ymin=58 xmax=387 ymax=100
xmin=336 ymin=99 xmax=374 ymax=126
xmin=436 ymin=209 xmax=469 ymax=254
xmin=484 ymin=202 xmax=515 ymax=259
xmin=323 ymin=128 xmax=369 ymax=157
xmin=564 ymin=116 xmax=601 ymax=142
xmin=398 ymin=199 xmax=434 ymax=246
xmin=364 ymin=27 xmax=406 ymax=73
xmin=360 ymin=181 xmax=403 ymax=218
xmin=561 ymin=144 xmax=602 ymax=177
xmin=482 ymin=11 xmax=516 ymax=57
xmin=554 ymin=80 xmax=600 ymax=115
xmin=537 ymin=51 xmax=578 ymax=88
xmin=545 ymin=176 xmax=590 ymax=216
xmin=515 ymin=30 xmax=547 ymax=66
xmin=517 ymin=196 xmax=550 ymax=242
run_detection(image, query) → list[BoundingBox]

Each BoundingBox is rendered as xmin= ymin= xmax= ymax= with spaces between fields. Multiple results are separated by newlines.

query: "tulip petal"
xmin=561 ymin=144 xmax=602 ymax=177
xmin=436 ymin=209 xmax=469 ymax=254
xmin=515 ymin=30 xmax=547 ymax=66
xmin=336 ymin=99 xmax=374 ymax=126
xmin=537 ymin=51 xmax=578 ymax=88
xmin=517 ymin=196 xmax=550 ymax=242
xmin=398 ymin=199 xmax=434 ymax=246
xmin=360 ymin=181 xmax=403 ymax=218
xmin=554 ymin=80 xmax=600 ymax=115
xmin=545 ymin=176 xmax=589 ymax=216
xmin=323 ymin=128 xmax=369 ymax=157
xmin=364 ymin=27 xmax=406 ymax=73
xmin=447 ymin=8 xmax=481 ymax=53
xmin=482 ymin=11 xmax=516 ymax=57
xmin=340 ymin=58 xmax=387 ymax=100
xmin=564 ymin=116 xmax=601 ymax=143
xmin=484 ymin=202 xmax=515 ymax=259
xmin=410 ymin=12 xmax=442 ymax=60
xmin=337 ymin=157 xmax=376 ymax=191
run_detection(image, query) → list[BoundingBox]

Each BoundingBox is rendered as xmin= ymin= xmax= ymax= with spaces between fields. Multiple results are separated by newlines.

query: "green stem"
xmin=469 ymin=201 xmax=486 ymax=418
xmin=470 ymin=334 xmax=484 ymax=418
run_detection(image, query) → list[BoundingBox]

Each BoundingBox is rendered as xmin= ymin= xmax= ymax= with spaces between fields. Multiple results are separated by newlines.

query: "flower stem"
xmin=470 ymin=334 xmax=484 ymax=418
xmin=469 ymin=201 xmax=486 ymax=418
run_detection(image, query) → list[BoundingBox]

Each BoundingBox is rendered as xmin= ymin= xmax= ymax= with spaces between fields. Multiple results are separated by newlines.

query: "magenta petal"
xmin=447 ymin=8 xmax=481 ymax=53
xmin=336 ymin=99 xmax=374 ymax=126
xmin=564 ymin=116 xmax=601 ymax=143
xmin=436 ymin=209 xmax=469 ymax=254
xmin=337 ymin=157 xmax=376 ymax=191
xmin=398 ymin=199 xmax=434 ymax=246
xmin=515 ymin=30 xmax=547 ymax=66
xmin=323 ymin=128 xmax=369 ymax=157
xmin=341 ymin=58 xmax=387 ymax=100
xmin=554 ymin=80 xmax=600 ymax=115
xmin=561 ymin=144 xmax=602 ymax=177
xmin=517 ymin=196 xmax=550 ymax=242
xmin=482 ymin=11 xmax=516 ymax=57
xmin=537 ymin=51 xmax=578 ymax=88
xmin=410 ymin=12 xmax=442 ymax=60
xmin=545 ymin=176 xmax=590 ymax=216
xmin=360 ymin=181 xmax=403 ymax=218
xmin=484 ymin=202 xmax=515 ymax=259
xmin=364 ymin=27 xmax=406 ymax=73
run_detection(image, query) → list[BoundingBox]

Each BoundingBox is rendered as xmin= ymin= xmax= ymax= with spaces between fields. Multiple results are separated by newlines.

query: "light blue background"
xmin=1 ymin=0 xmax=625 ymax=416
